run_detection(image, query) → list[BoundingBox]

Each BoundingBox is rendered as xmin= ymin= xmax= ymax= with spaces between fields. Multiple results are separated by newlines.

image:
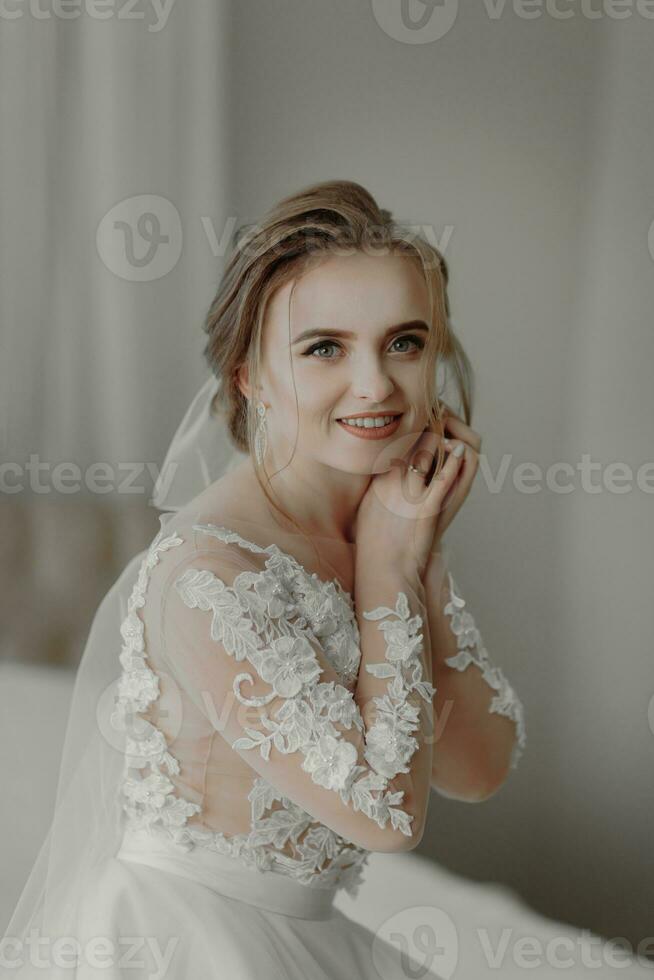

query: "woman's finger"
xmin=428 ymin=440 xmax=466 ymax=506
xmin=404 ymin=429 xmax=440 ymax=497
xmin=442 ymin=413 xmax=482 ymax=454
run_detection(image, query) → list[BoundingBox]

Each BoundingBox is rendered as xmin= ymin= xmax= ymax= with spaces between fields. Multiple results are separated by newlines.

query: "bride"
xmin=1 ymin=180 xmax=525 ymax=978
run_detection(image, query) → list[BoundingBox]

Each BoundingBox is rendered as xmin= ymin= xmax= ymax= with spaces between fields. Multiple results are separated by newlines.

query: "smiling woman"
xmin=215 ymin=243 xmax=470 ymax=538
xmin=204 ymin=181 xmax=474 ymax=529
xmin=3 ymin=180 xmax=513 ymax=980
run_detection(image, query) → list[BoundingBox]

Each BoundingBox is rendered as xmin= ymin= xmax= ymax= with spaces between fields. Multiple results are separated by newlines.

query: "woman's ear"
xmin=235 ymin=363 xmax=250 ymax=401
xmin=236 ymin=362 xmax=267 ymax=406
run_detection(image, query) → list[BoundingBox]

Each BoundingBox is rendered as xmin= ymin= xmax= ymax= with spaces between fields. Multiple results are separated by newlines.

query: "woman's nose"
xmin=349 ymin=361 xmax=395 ymax=402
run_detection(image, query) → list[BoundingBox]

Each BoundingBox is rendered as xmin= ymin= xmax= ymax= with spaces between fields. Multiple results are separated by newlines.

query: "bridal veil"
xmin=0 ymin=374 xmax=245 ymax=977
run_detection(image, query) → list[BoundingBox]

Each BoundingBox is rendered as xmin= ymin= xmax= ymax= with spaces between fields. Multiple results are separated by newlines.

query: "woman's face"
xmin=255 ymin=250 xmax=434 ymax=476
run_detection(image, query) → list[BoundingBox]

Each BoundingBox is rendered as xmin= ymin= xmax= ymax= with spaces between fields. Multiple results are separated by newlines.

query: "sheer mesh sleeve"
xmin=159 ymin=536 xmax=435 ymax=853
xmin=442 ymin=570 xmax=527 ymax=770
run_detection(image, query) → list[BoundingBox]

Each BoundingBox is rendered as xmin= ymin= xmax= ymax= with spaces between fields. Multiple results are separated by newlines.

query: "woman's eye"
xmin=304 ymin=341 xmax=340 ymax=358
xmin=302 ymin=334 xmax=424 ymax=359
xmin=390 ymin=334 xmax=424 ymax=353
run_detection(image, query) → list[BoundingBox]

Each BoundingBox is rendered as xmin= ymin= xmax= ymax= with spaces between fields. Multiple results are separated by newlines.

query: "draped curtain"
xmin=1 ymin=0 xmax=231 ymax=477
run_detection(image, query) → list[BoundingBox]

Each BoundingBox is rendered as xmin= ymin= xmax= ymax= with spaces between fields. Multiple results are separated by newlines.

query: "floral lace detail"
xmin=179 ymin=779 xmax=370 ymax=895
xmin=442 ymin=572 xmax=526 ymax=769
xmin=111 ymin=528 xmax=199 ymax=835
xmin=361 ymin=593 xmax=436 ymax=780
xmin=192 ymin=524 xmax=362 ymax=686
xmin=175 ymin=543 xmax=436 ymax=840
xmin=112 ymin=523 xmax=373 ymax=896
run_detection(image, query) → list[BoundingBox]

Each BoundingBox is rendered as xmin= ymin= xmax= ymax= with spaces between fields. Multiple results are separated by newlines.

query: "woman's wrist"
xmin=354 ymin=555 xmax=425 ymax=603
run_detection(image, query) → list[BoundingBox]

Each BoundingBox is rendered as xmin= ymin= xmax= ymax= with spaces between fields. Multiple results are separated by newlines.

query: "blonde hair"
xmin=202 ymin=178 xmax=474 ymax=550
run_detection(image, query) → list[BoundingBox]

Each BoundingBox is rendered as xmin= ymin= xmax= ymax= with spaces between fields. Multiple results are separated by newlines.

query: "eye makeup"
xmin=301 ymin=333 xmax=426 ymax=359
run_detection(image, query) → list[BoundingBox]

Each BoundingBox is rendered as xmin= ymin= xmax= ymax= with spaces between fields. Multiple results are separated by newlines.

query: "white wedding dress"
xmin=58 ymin=498 xmax=526 ymax=980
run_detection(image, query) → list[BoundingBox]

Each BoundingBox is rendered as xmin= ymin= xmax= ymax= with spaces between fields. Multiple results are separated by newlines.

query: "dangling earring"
xmin=254 ymin=400 xmax=268 ymax=464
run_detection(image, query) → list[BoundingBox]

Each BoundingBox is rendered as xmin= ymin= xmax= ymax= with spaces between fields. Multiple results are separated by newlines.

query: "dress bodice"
xmin=112 ymin=520 xmax=374 ymax=897
xmin=111 ymin=514 xmax=526 ymax=900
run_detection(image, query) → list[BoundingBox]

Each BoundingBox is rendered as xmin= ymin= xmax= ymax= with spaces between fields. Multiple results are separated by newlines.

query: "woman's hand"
xmin=354 ymin=421 xmax=468 ymax=581
xmin=431 ymin=401 xmax=482 ymax=546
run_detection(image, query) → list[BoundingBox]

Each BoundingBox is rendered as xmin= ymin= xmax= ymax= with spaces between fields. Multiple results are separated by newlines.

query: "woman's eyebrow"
xmin=290 ymin=319 xmax=430 ymax=346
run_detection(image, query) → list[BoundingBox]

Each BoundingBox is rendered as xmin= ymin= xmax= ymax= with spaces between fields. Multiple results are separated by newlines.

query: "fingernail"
xmin=452 ymin=442 xmax=465 ymax=458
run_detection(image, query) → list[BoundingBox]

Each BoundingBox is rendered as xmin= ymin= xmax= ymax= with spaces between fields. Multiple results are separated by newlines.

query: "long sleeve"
xmin=160 ymin=540 xmax=436 ymax=854
xmin=352 ymin=565 xmax=436 ymax=843
xmin=441 ymin=570 xmax=527 ymax=771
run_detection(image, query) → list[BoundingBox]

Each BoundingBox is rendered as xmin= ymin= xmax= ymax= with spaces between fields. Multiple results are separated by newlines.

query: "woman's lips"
xmin=336 ymin=414 xmax=402 ymax=440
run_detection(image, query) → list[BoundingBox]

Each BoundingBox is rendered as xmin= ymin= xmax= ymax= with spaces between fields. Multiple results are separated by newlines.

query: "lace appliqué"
xmin=185 ymin=779 xmax=370 ymax=895
xmin=361 ymin=593 xmax=436 ymax=781
xmin=113 ymin=523 xmax=370 ymax=896
xmin=442 ymin=572 xmax=526 ymax=769
xmin=193 ymin=523 xmax=362 ymax=687
xmin=111 ymin=528 xmax=199 ymax=834
xmin=175 ymin=554 xmax=435 ymax=841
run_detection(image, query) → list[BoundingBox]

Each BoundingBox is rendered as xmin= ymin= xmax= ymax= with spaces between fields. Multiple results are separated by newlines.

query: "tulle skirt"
xmin=71 ymin=825 xmax=445 ymax=979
